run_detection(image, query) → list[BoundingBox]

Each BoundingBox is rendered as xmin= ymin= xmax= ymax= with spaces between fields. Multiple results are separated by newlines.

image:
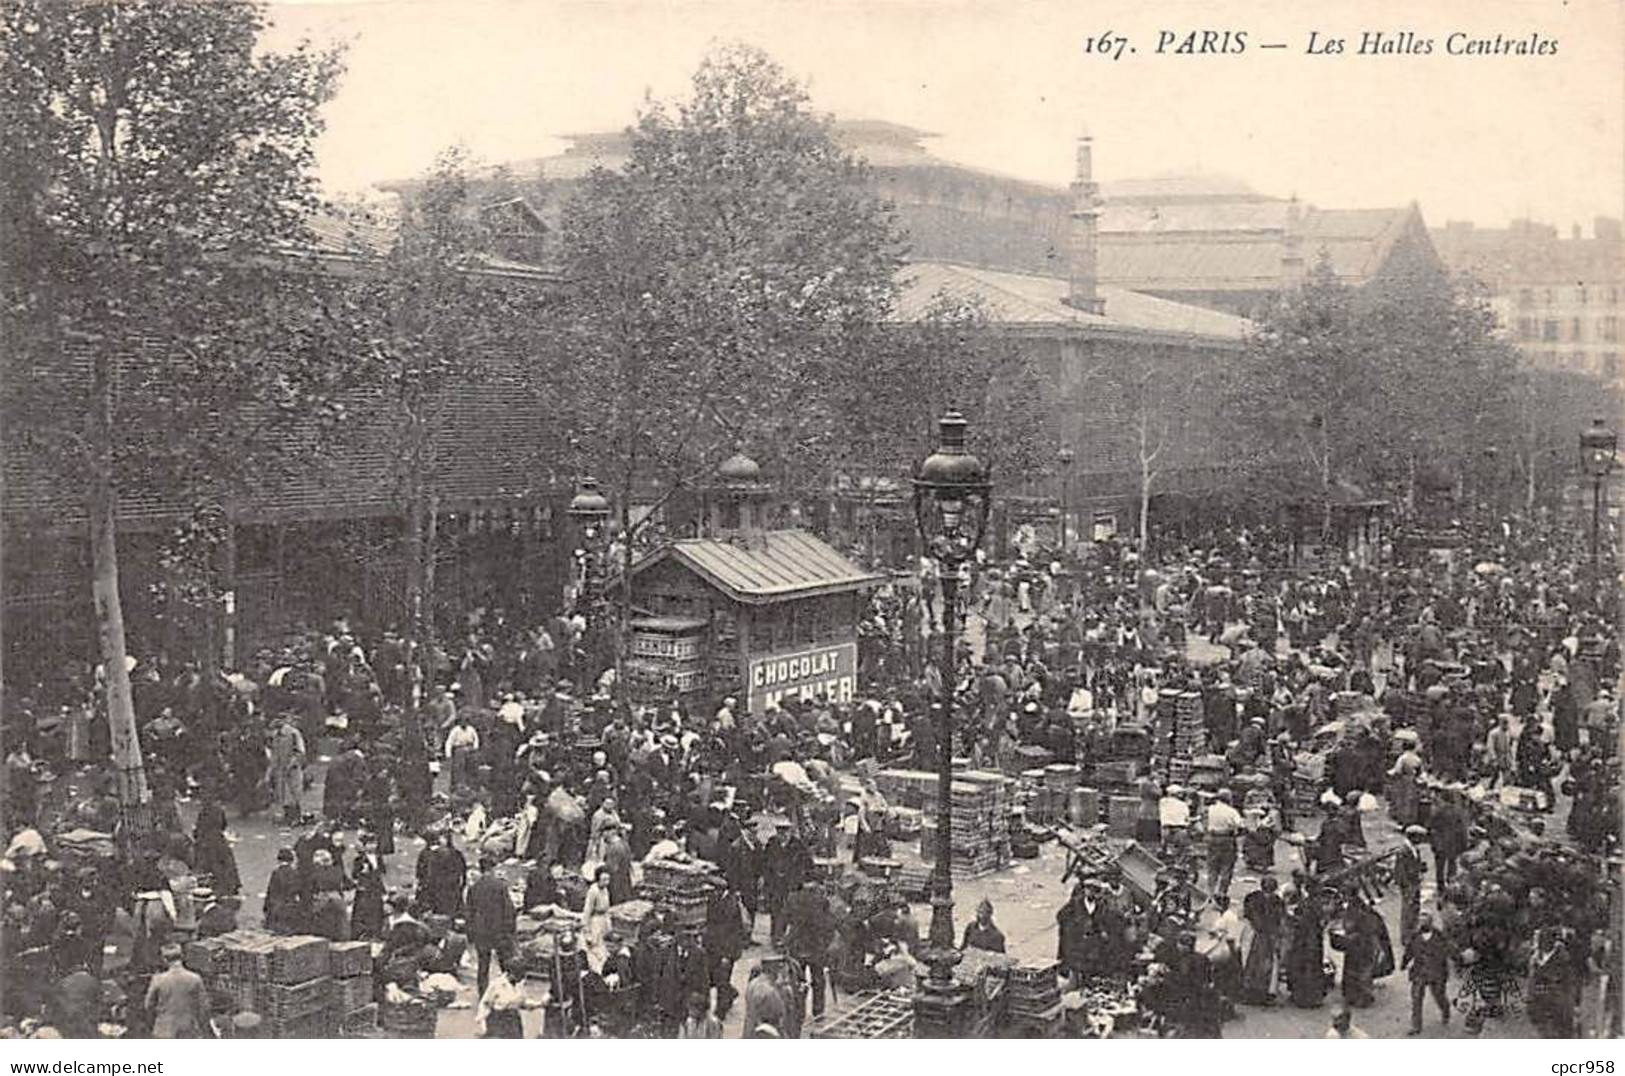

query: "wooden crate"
xmin=328 ymin=941 xmax=372 ymax=979
xmin=259 ymin=976 xmax=331 ymax=1021
xmin=331 ymin=974 xmax=373 ymax=1013
xmin=340 ymin=1003 xmax=379 ymax=1037
xmin=379 ymin=999 xmax=438 ymax=1039
xmin=266 ymin=937 xmax=330 ymax=984
xmin=808 ymin=990 xmax=914 ymax=1039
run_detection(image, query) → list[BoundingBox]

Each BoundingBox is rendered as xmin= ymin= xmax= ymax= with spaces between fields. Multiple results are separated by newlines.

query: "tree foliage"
xmin=0 ymin=0 xmax=350 ymax=527
xmin=1229 ymin=251 xmax=1525 ymax=507
xmin=557 ymin=43 xmax=904 ymax=515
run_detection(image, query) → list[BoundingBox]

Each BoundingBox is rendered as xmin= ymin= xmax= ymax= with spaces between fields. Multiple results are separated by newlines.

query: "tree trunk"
xmin=423 ymin=494 xmax=440 ymax=688
xmin=1138 ymin=462 xmax=1151 ymax=556
xmin=405 ymin=484 xmax=425 ymax=708
xmin=618 ymin=496 xmax=633 ymax=681
xmin=90 ymin=351 xmax=148 ymax=838
xmin=216 ymin=513 xmax=237 ymax=674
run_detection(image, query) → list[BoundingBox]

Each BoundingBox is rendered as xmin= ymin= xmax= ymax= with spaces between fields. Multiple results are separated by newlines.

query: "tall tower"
xmin=1064 ymin=131 xmax=1106 ymax=315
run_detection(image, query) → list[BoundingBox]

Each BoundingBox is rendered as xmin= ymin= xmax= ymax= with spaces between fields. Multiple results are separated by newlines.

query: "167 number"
xmin=1083 ymin=32 xmax=1131 ymax=60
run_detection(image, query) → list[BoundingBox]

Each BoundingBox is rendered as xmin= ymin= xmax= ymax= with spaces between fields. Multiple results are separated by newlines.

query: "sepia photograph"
xmin=1 ymin=0 xmax=1622 ymax=1049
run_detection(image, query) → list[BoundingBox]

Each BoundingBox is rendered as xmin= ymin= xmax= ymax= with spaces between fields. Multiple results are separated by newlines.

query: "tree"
xmin=1230 ymin=252 xmax=1525 ymax=524
xmin=831 ymin=293 xmax=1049 ymax=486
xmin=557 ymin=44 xmax=902 ymax=668
xmin=335 ymin=147 xmax=555 ymax=704
xmin=0 ymin=0 xmax=344 ymax=832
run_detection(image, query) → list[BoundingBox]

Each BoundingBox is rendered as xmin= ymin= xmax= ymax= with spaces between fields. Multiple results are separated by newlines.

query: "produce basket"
xmin=379 ymin=999 xmax=438 ymax=1039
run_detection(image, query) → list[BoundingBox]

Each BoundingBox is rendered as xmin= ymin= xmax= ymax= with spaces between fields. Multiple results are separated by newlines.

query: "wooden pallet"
xmin=808 ymin=990 xmax=914 ymax=1039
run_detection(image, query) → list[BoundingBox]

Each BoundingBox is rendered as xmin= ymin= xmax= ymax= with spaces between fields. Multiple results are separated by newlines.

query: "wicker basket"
xmin=340 ymin=1003 xmax=379 ymax=1037
xmin=328 ymin=941 xmax=372 ymax=979
xmin=259 ymin=976 xmax=331 ymax=1020
xmin=379 ymin=999 xmax=438 ymax=1039
xmin=331 ymin=975 xmax=373 ymax=1014
xmin=266 ymin=937 xmax=330 ymax=984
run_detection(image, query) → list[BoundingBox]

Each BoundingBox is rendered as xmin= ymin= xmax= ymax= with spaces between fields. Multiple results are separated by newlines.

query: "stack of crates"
xmin=1006 ymin=961 xmax=1064 ymax=1038
xmin=638 ymin=857 xmax=721 ymax=928
xmin=329 ymin=941 xmax=376 ymax=1037
xmin=195 ymin=931 xmax=334 ymax=1038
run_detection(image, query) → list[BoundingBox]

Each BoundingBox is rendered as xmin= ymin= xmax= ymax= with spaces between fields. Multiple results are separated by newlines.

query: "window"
xmin=1572 ymin=318 xmax=1584 ymax=342
xmin=1542 ymin=319 xmax=1560 ymax=342
xmin=1517 ymin=288 xmax=1535 ymax=309
xmin=1609 ymin=287 xmax=1620 ymax=306
xmin=1603 ymin=353 xmax=1620 ymax=380
xmin=1574 ymin=351 xmax=1588 ymax=370
xmin=1544 ymin=288 xmax=1555 ymax=304
xmin=1516 ymin=317 xmax=1535 ymax=341
xmin=1601 ymin=316 xmax=1619 ymax=342
xmin=1578 ymin=286 xmax=1588 ymax=305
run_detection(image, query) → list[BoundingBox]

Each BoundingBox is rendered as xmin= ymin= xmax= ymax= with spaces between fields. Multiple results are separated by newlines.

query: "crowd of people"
xmin=1 ymin=505 xmax=1620 ymax=1039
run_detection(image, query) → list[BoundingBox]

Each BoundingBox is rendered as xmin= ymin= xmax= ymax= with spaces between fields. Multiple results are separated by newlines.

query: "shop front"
xmin=625 ymin=528 xmax=881 ymax=715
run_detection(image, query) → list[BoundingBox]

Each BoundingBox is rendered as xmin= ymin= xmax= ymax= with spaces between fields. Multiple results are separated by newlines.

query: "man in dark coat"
xmin=263 ymin=847 xmax=305 ymax=934
xmin=781 ymin=879 xmax=835 ymax=1019
xmin=415 ymin=832 xmax=467 ymax=918
xmin=465 ymin=854 xmax=516 ymax=997
xmin=1427 ymin=795 xmax=1470 ymax=888
xmin=1402 ymin=913 xmax=1452 ymax=1035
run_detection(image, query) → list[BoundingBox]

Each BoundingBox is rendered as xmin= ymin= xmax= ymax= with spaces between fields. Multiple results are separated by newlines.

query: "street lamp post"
xmin=568 ymin=477 xmax=612 ymax=694
xmin=1057 ymin=444 xmax=1075 ymax=550
xmin=911 ymin=410 xmax=992 ymax=1037
xmin=1579 ymin=417 xmax=1617 ymax=585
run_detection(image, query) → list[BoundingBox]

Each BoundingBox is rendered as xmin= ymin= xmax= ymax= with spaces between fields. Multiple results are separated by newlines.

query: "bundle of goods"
xmin=1068 ymin=976 xmax=1139 ymax=1037
xmin=637 ymin=856 xmax=723 ymax=928
xmin=1006 ymin=961 xmax=1064 ymax=1037
xmin=808 ymin=989 xmax=916 ymax=1039
xmin=885 ymin=806 xmax=923 ymax=840
xmin=608 ymin=899 xmax=655 ymax=939
xmin=510 ymin=909 xmax=586 ymax=977
xmin=196 ymin=931 xmax=335 ymax=1038
xmin=1011 ymin=744 xmax=1054 ymax=776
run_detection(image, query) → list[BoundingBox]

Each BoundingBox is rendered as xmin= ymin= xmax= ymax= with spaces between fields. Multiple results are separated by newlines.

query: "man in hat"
xmin=961 ymin=898 xmax=1006 ymax=954
xmin=1401 ymin=912 xmax=1452 ymax=1035
xmin=145 ymin=944 xmax=212 ymax=1038
xmin=1203 ymin=789 xmax=1243 ymax=899
xmin=444 ymin=714 xmax=480 ymax=795
xmin=465 ymin=853 xmax=516 ymax=997
xmin=1394 ymin=825 xmax=1428 ymax=944
xmin=782 ymin=877 xmax=835 ymax=1019
xmin=1158 ymin=785 xmax=1191 ymax=856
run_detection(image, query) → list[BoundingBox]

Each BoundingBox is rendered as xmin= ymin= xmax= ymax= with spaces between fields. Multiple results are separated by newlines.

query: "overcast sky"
xmin=264 ymin=0 xmax=1625 ymax=232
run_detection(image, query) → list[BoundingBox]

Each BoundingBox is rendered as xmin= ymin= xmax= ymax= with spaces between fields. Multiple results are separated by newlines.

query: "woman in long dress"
xmin=1284 ymin=893 xmax=1327 ymax=1008
xmin=190 ymin=797 xmax=241 ymax=896
xmin=581 ymin=866 xmax=613 ymax=967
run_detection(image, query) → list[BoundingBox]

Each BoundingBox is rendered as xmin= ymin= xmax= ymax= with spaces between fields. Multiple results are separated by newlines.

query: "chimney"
xmin=1064 ymin=132 xmax=1106 ymax=315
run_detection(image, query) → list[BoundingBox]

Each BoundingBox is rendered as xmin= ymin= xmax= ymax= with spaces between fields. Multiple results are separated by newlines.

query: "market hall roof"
xmin=894 ymin=261 xmax=1251 ymax=344
xmin=629 ymin=529 xmax=883 ymax=605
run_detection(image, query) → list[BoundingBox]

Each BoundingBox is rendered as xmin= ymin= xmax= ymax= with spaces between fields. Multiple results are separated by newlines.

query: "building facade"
xmin=1432 ymin=217 xmax=1624 ymax=392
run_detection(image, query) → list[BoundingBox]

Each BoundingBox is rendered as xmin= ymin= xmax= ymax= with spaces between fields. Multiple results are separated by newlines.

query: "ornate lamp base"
xmin=913 ymin=945 xmax=972 ymax=1037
